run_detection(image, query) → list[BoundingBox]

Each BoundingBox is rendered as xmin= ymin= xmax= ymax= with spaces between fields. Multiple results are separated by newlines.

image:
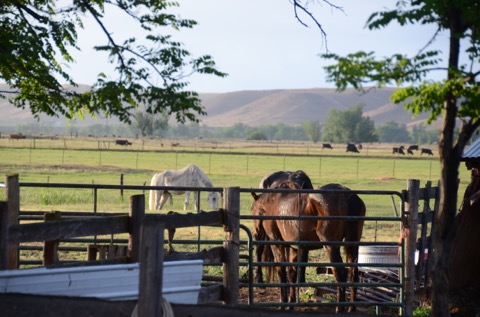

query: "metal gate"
xmin=239 ymin=186 xmax=408 ymax=314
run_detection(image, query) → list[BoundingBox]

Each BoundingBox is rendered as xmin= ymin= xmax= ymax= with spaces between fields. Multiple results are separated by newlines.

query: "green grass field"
xmin=0 ymin=137 xmax=470 ymax=267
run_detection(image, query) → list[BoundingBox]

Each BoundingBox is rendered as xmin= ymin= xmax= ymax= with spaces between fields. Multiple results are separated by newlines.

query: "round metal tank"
xmin=358 ymin=245 xmax=400 ymax=271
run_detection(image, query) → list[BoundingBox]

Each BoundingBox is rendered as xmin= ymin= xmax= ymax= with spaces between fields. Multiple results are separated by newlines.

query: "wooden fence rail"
xmin=0 ymin=173 xmax=440 ymax=317
xmin=0 ymin=174 xmax=241 ymax=308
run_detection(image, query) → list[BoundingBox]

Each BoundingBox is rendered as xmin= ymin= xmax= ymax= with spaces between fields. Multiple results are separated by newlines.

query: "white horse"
xmin=149 ymin=164 xmax=220 ymax=211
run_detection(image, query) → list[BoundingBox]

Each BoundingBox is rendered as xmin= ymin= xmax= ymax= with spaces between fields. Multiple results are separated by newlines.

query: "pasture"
xmin=1 ymin=137 xmax=467 ymax=312
xmin=0 ymin=137 xmax=469 ymax=238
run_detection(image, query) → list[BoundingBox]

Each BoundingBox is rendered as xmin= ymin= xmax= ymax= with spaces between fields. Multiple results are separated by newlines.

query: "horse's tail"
xmin=345 ymin=194 xmax=367 ymax=262
xmin=148 ymin=174 xmax=158 ymax=210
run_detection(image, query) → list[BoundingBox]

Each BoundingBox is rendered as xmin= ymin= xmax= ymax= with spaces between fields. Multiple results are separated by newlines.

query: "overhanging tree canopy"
xmin=319 ymin=1 xmax=480 ymax=315
xmin=0 ymin=0 xmax=226 ymax=124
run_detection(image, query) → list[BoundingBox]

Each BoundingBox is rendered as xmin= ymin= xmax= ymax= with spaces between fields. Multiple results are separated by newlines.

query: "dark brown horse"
xmin=251 ymin=182 xmax=366 ymax=312
xmin=255 ymin=170 xmax=313 ymax=284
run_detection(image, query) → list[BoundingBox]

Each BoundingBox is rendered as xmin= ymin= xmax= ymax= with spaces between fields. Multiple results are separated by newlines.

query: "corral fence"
xmin=0 ymin=174 xmax=438 ymax=316
xmin=237 ymin=180 xmax=438 ymax=315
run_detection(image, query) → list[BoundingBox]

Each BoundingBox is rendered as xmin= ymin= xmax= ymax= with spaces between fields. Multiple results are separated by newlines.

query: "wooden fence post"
xmin=222 ymin=187 xmax=240 ymax=305
xmin=43 ymin=211 xmax=61 ymax=266
xmin=0 ymin=201 xmax=8 ymax=270
xmin=5 ymin=174 xmax=19 ymax=269
xmin=137 ymin=221 xmax=165 ymax=317
xmin=405 ymin=179 xmax=419 ymax=317
xmin=128 ymin=194 xmax=145 ymax=263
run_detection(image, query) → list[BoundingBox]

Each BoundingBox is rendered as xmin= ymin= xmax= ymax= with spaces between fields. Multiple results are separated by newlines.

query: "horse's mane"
xmin=274 ymin=180 xmax=301 ymax=190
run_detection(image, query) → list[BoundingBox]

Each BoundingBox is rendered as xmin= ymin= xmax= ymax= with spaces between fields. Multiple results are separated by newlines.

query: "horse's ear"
xmin=251 ymin=192 xmax=259 ymax=200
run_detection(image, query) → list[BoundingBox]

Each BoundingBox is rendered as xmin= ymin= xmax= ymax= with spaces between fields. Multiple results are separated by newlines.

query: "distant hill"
xmin=0 ymin=84 xmax=437 ymax=130
xmin=197 ymin=87 xmax=436 ymax=129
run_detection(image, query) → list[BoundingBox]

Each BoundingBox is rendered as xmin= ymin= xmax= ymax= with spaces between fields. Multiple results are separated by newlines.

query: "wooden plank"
xmin=137 ymin=222 xmax=165 ymax=317
xmin=0 ymin=201 xmax=8 ymax=270
xmin=146 ymin=210 xmax=224 ymax=229
xmin=6 ymin=174 xmax=19 ymax=269
xmin=128 ymin=194 xmax=144 ymax=262
xmin=0 ymin=293 xmax=394 ymax=317
xmin=0 ymin=293 xmax=136 ymax=317
xmin=43 ymin=211 xmax=61 ymax=266
xmin=9 ymin=215 xmax=129 ymax=243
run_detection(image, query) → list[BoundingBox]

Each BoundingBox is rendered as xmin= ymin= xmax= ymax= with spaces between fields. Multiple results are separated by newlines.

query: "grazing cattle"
xmin=322 ymin=143 xmax=333 ymax=149
xmin=393 ymin=146 xmax=405 ymax=155
xmin=171 ymin=142 xmax=180 ymax=147
xmin=9 ymin=133 xmax=26 ymax=140
xmin=115 ymin=139 xmax=132 ymax=146
xmin=421 ymin=148 xmax=434 ymax=156
xmin=346 ymin=143 xmax=359 ymax=153
xmin=407 ymin=145 xmax=419 ymax=152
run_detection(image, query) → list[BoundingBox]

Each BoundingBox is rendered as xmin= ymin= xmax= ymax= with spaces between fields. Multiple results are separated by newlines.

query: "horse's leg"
xmin=345 ymin=244 xmax=360 ymax=312
xmin=184 ymin=191 xmax=190 ymax=210
xmin=154 ymin=190 xmax=161 ymax=209
xmin=297 ymin=248 xmax=309 ymax=283
xmin=194 ymin=191 xmax=200 ymax=210
xmin=158 ymin=192 xmax=168 ymax=210
xmin=253 ymin=221 xmax=266 ymax=284
xmin=287 ymin=248 xmax=299 ymax=306
xmin=324 ymin=245 xmax=347 ymax=313
xmin=270 ymin=245 xmax=289 ymax=306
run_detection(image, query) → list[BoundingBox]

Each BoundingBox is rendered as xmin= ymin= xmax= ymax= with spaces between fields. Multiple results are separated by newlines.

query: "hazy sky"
xmin=70 ymin=1 xmax=451 ymax=93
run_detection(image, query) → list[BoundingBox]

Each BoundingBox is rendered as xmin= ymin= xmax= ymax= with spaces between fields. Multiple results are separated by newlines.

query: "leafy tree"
xmin=322 ymin=104 xmax=378 ymax=143
xmin=131 ymin=111 xmax=168 ymax=137
xmin=302 ymin=120 xmax=322 ymax=143
xmin=410 ymin=125 xmax=439 ymax=145
xmin=321 ymin=2 xmax=480 ymax=315
xmin=376 ymin=121 xmax=411 ymax=143
xmin=247 ymin=131 xmax=268 ymax=141
xmin=274 ymin=124 xmax=307 ymax=141
xmin=0 ymin=1 xmax=226 ymax=124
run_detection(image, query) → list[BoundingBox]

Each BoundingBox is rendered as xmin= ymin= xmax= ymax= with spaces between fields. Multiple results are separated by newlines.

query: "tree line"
xmin=11 ymin=103 xmax=439 ymax=145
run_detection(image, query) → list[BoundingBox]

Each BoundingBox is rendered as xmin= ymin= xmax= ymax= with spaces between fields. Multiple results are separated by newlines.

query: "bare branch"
xmin=291 ymin=0 xmax=344 ymax=51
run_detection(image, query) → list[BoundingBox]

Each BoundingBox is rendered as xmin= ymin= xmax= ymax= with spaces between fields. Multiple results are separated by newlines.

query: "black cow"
xmin=322 ymin=143 xmax=333 ymax=149
xmin=393 ymin=146 xmax=405 ymax=155
xmin=9 ymin=133 xmax=26 ymax=140
xmin=407 ymin=145 xmax=419 ymax=152
xmin=421 ymin=148 xmax=434 ymax=156
xmin=115 ymin=139 xmax=132 ymax=146
xmin=346 ymin=143 xmax=360 ymax=153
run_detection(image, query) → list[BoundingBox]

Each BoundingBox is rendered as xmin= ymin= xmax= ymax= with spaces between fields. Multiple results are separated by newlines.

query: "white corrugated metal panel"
xmin=0 ymin=260 xmax=203 ymax=304
xmin=463 ymin=137 xmax=480 ymax=160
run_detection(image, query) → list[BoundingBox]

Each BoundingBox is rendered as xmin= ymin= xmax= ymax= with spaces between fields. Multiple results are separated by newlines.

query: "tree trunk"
xmin=431 ymin=9 xmax=462 ymax=317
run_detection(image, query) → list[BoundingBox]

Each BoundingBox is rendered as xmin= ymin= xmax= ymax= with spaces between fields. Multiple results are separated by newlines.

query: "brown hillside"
xmin=0 ymin=84 xmax=436 ymax=129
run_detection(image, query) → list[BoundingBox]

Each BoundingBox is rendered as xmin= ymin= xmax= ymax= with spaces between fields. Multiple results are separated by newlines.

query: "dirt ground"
xmin=238 ymin=286 xmax=371 ymax=314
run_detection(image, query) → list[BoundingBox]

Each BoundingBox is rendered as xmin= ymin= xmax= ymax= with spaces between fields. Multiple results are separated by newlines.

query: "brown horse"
xmin=255 ymin=170 xmax=313 ymax=284
xmin=251 ymin=181 xmax=366 ymax=312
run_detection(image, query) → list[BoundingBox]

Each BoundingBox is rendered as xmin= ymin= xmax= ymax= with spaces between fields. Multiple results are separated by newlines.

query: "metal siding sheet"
xmin=0 ymin=260 xmax=203 ymax=304
xmin=463 ymin=137 xmax=480 ymax=159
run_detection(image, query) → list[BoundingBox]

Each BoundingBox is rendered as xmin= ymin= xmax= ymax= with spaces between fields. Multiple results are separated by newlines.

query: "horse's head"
xmin=207 ymin=191 xmax=220 ymax=210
